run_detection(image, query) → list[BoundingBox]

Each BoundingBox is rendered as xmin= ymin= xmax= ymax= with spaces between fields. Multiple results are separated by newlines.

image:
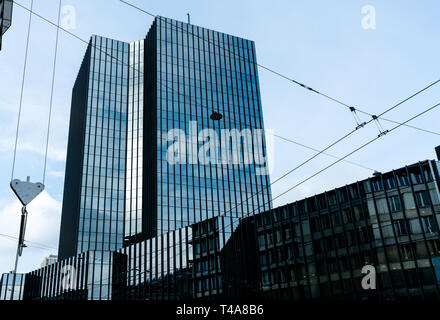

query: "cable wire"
xmin=252 ymin=101 xmax=440 ymax=214
xmin=42 ymin=0 xmax=62 ymax=185
xmin=15 ymin=0 xmax=440 ymax=224
xmin=269 ymin=132 xmax=375 ymax=172
xmin=12 ymin=1 xmax=440 ymax=223
xmin=118 ymin=0 xmax=440 ymax=138
xmin=0 ymin=233 xmax=57 ymax=251
xmin=11 ymin=0 xmax=34 ymax=181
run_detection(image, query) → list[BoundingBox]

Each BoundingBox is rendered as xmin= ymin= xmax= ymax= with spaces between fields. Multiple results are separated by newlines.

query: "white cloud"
xmin=0 ymin=191 xmax=61 ymax=274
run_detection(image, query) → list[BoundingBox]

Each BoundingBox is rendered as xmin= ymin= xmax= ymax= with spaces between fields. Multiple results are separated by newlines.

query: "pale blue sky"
xmin=0 ymin=0 xmax=439 ymax=275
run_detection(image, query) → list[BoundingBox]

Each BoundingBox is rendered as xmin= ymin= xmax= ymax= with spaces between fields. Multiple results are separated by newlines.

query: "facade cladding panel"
xmin=20 ymin=160 xmax=440 ymax=300
xmin=0 ymin=273 xmax=25 ymax=300
xmin=249 ymin=160 xmax=440 ymax=300
xmin=111 ymin=160 xmax=440 ymax=300
xmin=59 ymin=36 xmax=129 ymax=259
xmin=124 ymin=40 xmax=144 ymax=239
xmin=23 ymin=251 xmax=113 ymax=301
xmin=114 ymin=216 xmax=241 ymax=300
xmin=141 ymin=17 xmax=272 ymax=239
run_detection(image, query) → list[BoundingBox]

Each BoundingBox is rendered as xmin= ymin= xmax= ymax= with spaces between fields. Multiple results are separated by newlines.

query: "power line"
xmin=11 ymin=0 xmax=34 ymax=180
xmin=12 ymin=1 xmax=379 ymax=184
xmin=118 ymin=0 xmax=440 ymax=138
xmin=87 ymin=97 xmax=439 ymax=287
xmin=378 ymin=117 xmax=440 ymax=136
xmin=252 ymin=101 xmax=440 ymax=213
xmin=220 ymin=79 xmax=440 ymax=217
xmin=14 ymin=1 xmax=440 ymax=146
xmin=42 ymin=0 xmax=62 ymax=184
xmin=8 ymin=1 xmax=440 ymax=296
xmin=0 ymin=233 xmax=57 ymax=251
xmin=269 ymin=132 xmax=375 ymax=172
xmin=14 ymin=0 xmax=439 ymax=143
xmin=35 ymin=95 xmax=437 ymax=291
xmin=12 ymin=1 xmax=440 ymax=221
xmin=160 ymin=100 xmax=440 ymax=255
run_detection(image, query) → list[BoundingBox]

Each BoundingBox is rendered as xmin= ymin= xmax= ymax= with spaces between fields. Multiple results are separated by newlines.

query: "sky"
xmin=0 ymin=0 xmax=439 ymax=276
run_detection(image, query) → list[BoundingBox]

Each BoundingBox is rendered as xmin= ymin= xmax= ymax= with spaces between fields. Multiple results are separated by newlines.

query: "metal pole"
xmin=11 ymin=206 xmax=27 ymax=300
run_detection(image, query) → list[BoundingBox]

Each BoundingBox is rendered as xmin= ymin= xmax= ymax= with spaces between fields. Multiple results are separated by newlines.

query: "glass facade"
xmin=125 ymin=40 xmax=144 ymax=239
xmin=0 ymin=273 xmax=25 ymax=300
xmin=251 ymin=160 xmax=440 ymax=300
xmin=24 ymin=251 xmax=113 ymax=301
xmin=34 ymin=17 xmax=437 ymax=302
xmin=141 ymin=17 xmax=272 ymax=239
xmin=59 ymin=35 xmax=129 ymax=259
xmin=21 ymin=160 xmax=440 ymax=300
xmin=61 ymin=18 xmax=272 ymax=258
xmin=114 ymin=216 xmax=241 ymax=300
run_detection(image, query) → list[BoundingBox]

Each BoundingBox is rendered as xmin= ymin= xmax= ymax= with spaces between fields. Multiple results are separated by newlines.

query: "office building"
xmin=41 ymin=255 xmax=58 ymax=268
xmin=58 ymin=36 xmax=129 ymax=259
xmin=24 ymin=251 xmax=113 ymax=300
xmin=247 ymin=159 xmax=440 ymax=299
xmin=126 ymin=16 xmax=272 ymax=242
xmin=112 ymin=158 xmax=440 ymax=300
xmin=59 ymin=17 xmax=272 ymax=259
xmin=23 ymin=155 xmax=440 ymax=300
xmin=21 ymin=16 xmax=440 ymax=302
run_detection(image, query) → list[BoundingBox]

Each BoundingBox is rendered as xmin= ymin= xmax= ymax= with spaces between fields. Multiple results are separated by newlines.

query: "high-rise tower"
xmin=58 ymin=36 xmax=129 ymax=259
xmin=59 ymin=17 xmax=272 ymax=258
xmin=133 ymin=16 xmax=272 ymax=240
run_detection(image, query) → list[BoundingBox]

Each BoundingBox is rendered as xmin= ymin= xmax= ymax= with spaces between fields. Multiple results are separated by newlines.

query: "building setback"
xmin=20 ymin=158 xmax=440 ymax=300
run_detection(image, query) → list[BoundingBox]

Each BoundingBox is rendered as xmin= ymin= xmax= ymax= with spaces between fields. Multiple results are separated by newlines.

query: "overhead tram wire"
xmin=11 ymin=0 xmax=34 ymax=181
xmin=0 ymin=233 xmax=57 ymax=251
xmin=42 ymin=0 xmax=62 ymax=185
xmin=41 ymin=97 xmax=439 ymax=289
xmin=14 ymin=1 xmax=440 ymax=235
xmin=97 ymin=100 xmax=440 ymax=287
xmin=15 ymin=0 xmax=440 ymax=143
xmin=269 ymin=132 xmax=375 ymax=172
xmin=219 ymin=80 xmax=440 ymax=218
xmin=10 ymin=2 xmax=440 ymax=290
xmin=12 ymin=1 xmax=377 ymax=177
xmin=247 ymin=101 xmax=440 ymax=217
xmin=118 ymin=0 xmax=440 ymax=138
xmin=14 ymin=2 xmax=440 ymax=220
xmin=122 ymin=100 xmax=440 ymax=265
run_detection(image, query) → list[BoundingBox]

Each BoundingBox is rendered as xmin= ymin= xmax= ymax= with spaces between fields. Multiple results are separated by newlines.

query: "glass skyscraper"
xmin=59 ymin=17 xmax=272 ymax=260
xmin=138 ymin=16 xmax=272 ymax=240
